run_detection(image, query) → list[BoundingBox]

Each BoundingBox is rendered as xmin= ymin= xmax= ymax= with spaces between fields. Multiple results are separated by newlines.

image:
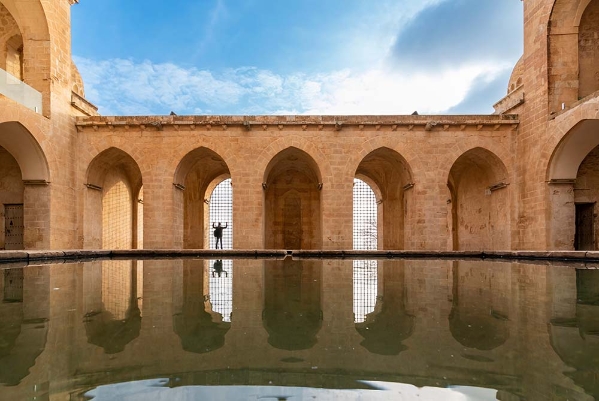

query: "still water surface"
xmin=0 ymin=259 xmax=598 ymax=400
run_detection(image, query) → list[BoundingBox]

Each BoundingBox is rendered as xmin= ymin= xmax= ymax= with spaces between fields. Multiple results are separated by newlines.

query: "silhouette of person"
xmin=212 ymin=222 xmax=228 ymax=249
xmin=212 ymin=260 xmax=228 ymax=277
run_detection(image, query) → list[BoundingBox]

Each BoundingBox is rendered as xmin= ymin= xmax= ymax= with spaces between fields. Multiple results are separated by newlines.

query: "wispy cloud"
xmin=73 ymin=0 xmax=522 ymax=116
xmin=75 ymin=56 xmax=509 ymax=116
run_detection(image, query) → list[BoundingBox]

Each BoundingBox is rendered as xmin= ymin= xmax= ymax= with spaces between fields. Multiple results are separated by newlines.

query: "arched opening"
xmin=448 ymin=148 xmax=510 ymax=251
xmin=0 ymin=146 xmax=23 ymax=249
xmin=207 ymin=178 xmax=233 ymax=250
xmin=0 ymin=1 xmax=50 ymax=115
xmin=579 ymin=0 xmax=599 ymax=99
xmin=173 ymin=259 xmax=231 ymax=354
xmin=355 ymin=148 xmax=412 ymax=250
xmin=263 ymin=147 xmax=322 ymax=249
xmin=263 ymin=259 xmax=322 ymax=351
xmin=0 ymin=122 xmax=49 ymax=249
xmin=0 ymin=5 xmax=23 ymax=80
xmin=352 ymin=179 xmax=379 ymax=329
xmin=548 ymin=0 xmax=599 ymax=111
xmin=355 ymin=260 xmax=414 ymax=356
xmin=4 ymin=34 xmax=23 ymax=81
xmin=547 ymin=120 xmax=599 ymax=249
xmin=173 ymin=148 xmax=231 ymax=249
xmin=84 ymin=148 xmax=143 ymax=250
xmin=449 ymin=261 xmax=510 ymax=351
xmin=0 ymin=265 xmax=49 ymax=385
xmin=83 ymin=260 xmax=142 ymax=354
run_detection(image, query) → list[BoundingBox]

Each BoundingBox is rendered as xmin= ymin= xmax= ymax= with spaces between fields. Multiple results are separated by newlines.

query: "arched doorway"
xmin=355 ymin=148 xmax=412 ymax=250
xmin=84 ymin=148 xmax=143 ymax=250
xmin=263 ymin=147 xmax=322 ymax=249
xmin=547 ymin=120 xmax=599 ymax=249
xmin=448 ymin=148 xmax=510 ymax=251
xmin=0 ymin=122 xmax=49 ymax=249
xmin=173 ymin=148 xmax=231 ymax=249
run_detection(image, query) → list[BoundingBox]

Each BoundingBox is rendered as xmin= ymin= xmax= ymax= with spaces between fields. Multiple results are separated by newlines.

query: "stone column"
xmin=547 ymin=181 xmax=575 ymax=250
xmin=23 ymin=182 xmax=50 ymax=249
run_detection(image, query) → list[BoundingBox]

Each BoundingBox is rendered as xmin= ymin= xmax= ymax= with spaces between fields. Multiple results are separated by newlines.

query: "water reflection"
xmin=550 ymin=269 xmax=599 ymax=399
xmin=173 ymin=260 xmax=231 ymax=354
xmin=0 ymin=266 xmax=48 ymax=386
xmin=449 ymin=262 xmax=510 ymax=351
xmin=2 ymin=259 xmax=599 ymax=400
xmin=355 ymin=261 xmax=414 ymax=355
xmin=83 ymin=260 xmax=142 ymax=354
xmin=263 ymin=259 xmax=322 ymax=351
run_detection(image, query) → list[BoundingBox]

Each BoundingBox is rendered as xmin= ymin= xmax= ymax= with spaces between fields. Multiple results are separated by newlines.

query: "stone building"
xmin=0 ymin=0 xmax=598 ymax=251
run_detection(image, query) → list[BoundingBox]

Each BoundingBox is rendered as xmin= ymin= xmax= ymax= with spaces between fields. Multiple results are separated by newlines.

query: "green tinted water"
xmin=0 ymin=259 xmax=597 ymax=400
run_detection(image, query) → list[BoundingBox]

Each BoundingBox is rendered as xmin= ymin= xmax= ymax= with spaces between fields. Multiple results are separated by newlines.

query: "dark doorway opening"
xmin=575 ymin=203 xmax=595 ymax=250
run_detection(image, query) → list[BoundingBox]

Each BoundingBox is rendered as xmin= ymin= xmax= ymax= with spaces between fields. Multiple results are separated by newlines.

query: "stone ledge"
xmin=0 ymin=250 xmax=596 ymax=265
xmin=75 ymin=114 xmax=520 ymax=133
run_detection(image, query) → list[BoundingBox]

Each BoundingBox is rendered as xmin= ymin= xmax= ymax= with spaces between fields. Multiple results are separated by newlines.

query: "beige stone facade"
xmin=1 ymin=0 xmax=599 ymax=251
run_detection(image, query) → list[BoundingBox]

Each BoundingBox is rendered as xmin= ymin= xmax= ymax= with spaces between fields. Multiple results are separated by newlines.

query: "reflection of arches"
xmin=449 ymin=262 xmax=509 ymax=351
xmin=355 ymin=148 xmax=413 ymax=250
xmin=355 ymin=261 xmax=414 ymax=356
xmin=448 ymin=148 xmax=510 ymax=251
xmin=83 ymin=260 xmax=142 ymax=354
xmin=547 ymin=120 xmax=599 ymax=249
xmin=84 ymin=148 xmax=143 ymax=249
xmin=263 ymin=260 xmax=322 ymax=351
xmin=173 ymin=260 xmax=231 ymax=354
xmin=0 ymin=266 xmax=49 ymax=385
xmin=0 ymin=122 xmax=49 ymax=249
xmin=264 ymin=147 xmax=322 ymax=249
xmin=550 ymin=269 xmax=599 ymax=398
xmin=173 ymin=148 xmax=231 ymax=249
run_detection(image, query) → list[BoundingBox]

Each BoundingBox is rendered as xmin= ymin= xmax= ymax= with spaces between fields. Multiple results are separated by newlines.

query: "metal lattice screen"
xmin=353 ymin=178 xmax=378 ymax=323
xmin=209 ymin=259 xmax=233 ymax=322
xmin=209 ymin=179 xmax=232 ymax=250
xmin=208 ymin=179 xmax=233 ymax=322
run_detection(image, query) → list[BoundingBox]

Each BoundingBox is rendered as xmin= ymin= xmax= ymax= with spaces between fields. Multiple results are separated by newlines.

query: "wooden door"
xmin=4 ymin=204 xmax=24 ymax=250
xmin=575 ymin=203 xmax=595 ymax=251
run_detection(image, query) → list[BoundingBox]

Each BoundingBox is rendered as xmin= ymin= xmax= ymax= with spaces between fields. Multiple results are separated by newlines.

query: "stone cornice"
xmin=76 ymin=114 xmax=519 ymax=133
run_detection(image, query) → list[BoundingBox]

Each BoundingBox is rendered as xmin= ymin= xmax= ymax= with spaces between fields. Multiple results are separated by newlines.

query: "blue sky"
xmin=71 ymin=0 xmax=523 ymax=116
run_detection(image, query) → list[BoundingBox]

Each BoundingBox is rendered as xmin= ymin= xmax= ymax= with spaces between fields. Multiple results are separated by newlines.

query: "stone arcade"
xmin=0 ymin=0 xmax=599 ymax=252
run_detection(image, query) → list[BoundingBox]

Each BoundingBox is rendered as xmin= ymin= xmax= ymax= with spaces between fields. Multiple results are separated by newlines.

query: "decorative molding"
xmin=24 ymin=180 xmax=50 ymax=186
xmin=85 ymin=183 xmax=102 ymax=191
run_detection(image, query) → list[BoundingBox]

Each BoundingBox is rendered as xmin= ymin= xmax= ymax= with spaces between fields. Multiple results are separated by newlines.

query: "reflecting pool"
xmin=1 ymin=259 xmax=598 ymax=400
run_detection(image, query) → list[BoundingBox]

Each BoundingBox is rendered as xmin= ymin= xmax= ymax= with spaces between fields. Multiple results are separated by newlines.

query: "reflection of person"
xmin=212 ymin=260 xmax=228 ymax=278
xmin=212 ymin=222 xmax=228 ymax=249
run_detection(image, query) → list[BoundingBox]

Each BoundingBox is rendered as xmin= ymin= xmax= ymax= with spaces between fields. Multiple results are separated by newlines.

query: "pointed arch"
xmin=355 ymin=147 xmax=413 ymax=250
xmin=263 ymin=147 xmax=322 ymax=249
xmin=448 ymin=147 xmax=510 ymax=250
xmin=173 ymin=147 xmax=231 ymax=249
xmin=84 ymin=147 xmax=143 ymax=249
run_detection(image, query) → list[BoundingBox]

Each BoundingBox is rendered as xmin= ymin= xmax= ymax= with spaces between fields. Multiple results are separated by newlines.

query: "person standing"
xmin=212 ymin=222 xmax=228 ymax=249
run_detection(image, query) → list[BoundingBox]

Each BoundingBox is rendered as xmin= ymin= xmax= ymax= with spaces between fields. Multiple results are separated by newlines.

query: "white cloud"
xmin=74 ymin=55 xmax=510 ymax=116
